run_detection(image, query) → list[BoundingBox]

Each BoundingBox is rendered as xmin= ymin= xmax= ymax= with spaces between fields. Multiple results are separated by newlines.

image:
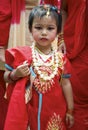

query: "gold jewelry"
xmin=32 ymin=44 xmax=59 ymax=81
xmin=31 ymin=42 xmax=64 ymax=93
xmin=46 ymin=7 xmax=50 ymax=17
xmin=67 ymin=109 xmax=74 ymax=116
xmin=58 ymin=32 xmax=63 ymax=37
xmin=58 ymin=39 xmax=64 ymax=46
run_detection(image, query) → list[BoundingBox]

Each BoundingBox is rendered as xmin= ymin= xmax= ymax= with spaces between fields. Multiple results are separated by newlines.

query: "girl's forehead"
xmin=33 ymin=16 xmax=57 ymax=26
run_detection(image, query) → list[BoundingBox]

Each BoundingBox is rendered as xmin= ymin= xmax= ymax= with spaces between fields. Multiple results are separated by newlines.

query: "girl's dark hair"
xmin=28 ymin=4 xmax=62 ymax=33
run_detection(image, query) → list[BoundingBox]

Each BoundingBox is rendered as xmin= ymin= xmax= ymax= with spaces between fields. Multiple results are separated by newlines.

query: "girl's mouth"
xmin=40 ymin=38 xmax=48 ymax=42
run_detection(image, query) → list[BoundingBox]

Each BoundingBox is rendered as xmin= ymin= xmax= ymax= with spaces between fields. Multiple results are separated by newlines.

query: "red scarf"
xmin=4 ymin=46 xmax=32 ymax=130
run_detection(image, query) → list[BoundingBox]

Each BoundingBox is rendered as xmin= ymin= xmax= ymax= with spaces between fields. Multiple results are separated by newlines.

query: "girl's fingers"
xmin=66 ymin=113 xmax=74 ymax=128
xmin=24 ymin=69 xmax=30 ymax=76
xmin=23 ymin=60 xmax=28 ymax=64
xmin=66 ymin=115 xmax=69 ymax=124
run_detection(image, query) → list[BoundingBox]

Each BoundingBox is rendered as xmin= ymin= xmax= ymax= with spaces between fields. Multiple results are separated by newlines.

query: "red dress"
xmin=4 ymin=46 xmax=69 ymax=130
xmin=40 ymin=0 xmax=88 ymax=129
xmin=64 ymin=0 xmax=88 ymax=130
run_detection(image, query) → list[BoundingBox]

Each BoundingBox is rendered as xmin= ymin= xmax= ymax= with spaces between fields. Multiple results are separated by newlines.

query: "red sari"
xmin=0 ymin=0 xmax=11 ymax=129
xmin=4 ymin=46 xmax=68 ymax=130
xmin=64 ymin=0 xmax=88 ymax=130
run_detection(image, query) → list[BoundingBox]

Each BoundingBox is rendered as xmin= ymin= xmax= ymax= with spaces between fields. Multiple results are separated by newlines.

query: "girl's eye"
xmin=47 ymin=27 xmax=55 ymax=30
xmin=35 ymin=26 xmax=42 ymax=30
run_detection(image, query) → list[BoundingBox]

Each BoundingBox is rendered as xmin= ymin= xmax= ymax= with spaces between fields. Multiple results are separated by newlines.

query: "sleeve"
xmin=5 ymin=46 xmax=32 ymax=69
xmin=5 ymin=46 xmax=32 ymax=101
xmin=62 ymin=54 xmax=72 ymax=78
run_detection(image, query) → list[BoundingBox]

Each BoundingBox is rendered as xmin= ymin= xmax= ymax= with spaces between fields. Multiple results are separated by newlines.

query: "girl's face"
xmin=31 ymin=15 xmax=57 ymax=48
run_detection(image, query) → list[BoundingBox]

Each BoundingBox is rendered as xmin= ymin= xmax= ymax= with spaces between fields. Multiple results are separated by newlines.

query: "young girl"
xmin=4 ymin=5 xmax=74 ymax=130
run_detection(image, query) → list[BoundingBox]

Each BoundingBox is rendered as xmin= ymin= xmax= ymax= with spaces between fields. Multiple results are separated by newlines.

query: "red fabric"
xmin=40 ymin=0 xmax=88 ymax=129
xmin=40 ymin=0 xmax=61 ymax=10
xmin=64 ymin=0 xmax=87 ymax=59
xmin=27 ymin=57 xmax=67 ymax=130
xmin=4 ymin=46 xmax=67 ymax=130
xmin=63 ymin=0 xmax=88 ymax=129
xmin=27 ymin=78 xmax=66 ymax=130
xmin=4 ymin=46 xmax=32 ymax=130
xmin=11 ymin=0 xmax=25 ymax=24
xmin=0 ymin=70 xmax=8 ymax=130
xmin=0 ymin=0 xmax=11 ymax=46
xmin=0 ymin=0 xmax=25 ymax=46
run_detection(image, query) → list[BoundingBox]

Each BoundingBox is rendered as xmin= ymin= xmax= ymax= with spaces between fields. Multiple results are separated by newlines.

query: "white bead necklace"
xmin=31 ymin=44 xmax=59 ymax=81
xmin=34 ymin=49 xmax=54 ymax=66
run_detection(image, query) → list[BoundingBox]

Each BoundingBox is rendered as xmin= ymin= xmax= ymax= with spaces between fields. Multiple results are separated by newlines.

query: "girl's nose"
xmin=41 ymin=29 xmax=47 ymax=35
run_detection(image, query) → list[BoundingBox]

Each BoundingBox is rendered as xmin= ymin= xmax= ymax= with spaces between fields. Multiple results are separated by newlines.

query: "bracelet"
xmin=67 ymin=109 xmax=74 ymax=116
xmin=8 ymin=71 xmax=15 ymax=82
xmin=8 ymin=71 xmax=18 ymax=82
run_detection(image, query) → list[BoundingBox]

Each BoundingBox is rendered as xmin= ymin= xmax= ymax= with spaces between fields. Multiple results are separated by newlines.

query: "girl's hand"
xmin=12 ymin=61 xmax=30 ymax=79
xmin=66 ymin=113 xmax=74 ymax=128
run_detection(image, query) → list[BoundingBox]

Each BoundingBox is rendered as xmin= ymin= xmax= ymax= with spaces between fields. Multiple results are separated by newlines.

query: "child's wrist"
xmin=8 ymin=70 xmax=18 ymax=82
xmin=66 ymin=108 xmax=74 ymax=116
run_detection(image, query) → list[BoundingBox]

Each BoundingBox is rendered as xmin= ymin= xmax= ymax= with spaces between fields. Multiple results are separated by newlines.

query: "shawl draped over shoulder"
xmin=4 ymin=46 xmax=32 ymax=130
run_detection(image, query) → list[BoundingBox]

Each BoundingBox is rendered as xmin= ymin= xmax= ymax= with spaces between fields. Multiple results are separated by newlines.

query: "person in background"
xmin=40 ymin=0 xmax=88 ymax=130
xmin=4 ymin=5 xmax=74 ymax=130
xmin=0 ymin=1 xmax=11 ymax=129
xmin=61 ymin=0 xmax=88 ymax=130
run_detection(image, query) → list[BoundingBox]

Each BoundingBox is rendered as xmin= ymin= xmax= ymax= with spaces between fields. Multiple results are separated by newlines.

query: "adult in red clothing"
xmin=41 ymin=0 xmax=88 ymax=129
xmin=61 ymin=0 xmax=88 ymax=130
xmin=0 ymin=0 xmax=26 ymax=129
xmin=61 ymin=1 xmax=88 ymax=130
xmin=0 ymin=0 xmax=11 ymax=129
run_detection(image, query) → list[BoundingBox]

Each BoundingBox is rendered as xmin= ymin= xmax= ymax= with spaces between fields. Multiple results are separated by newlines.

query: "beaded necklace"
xmin=31 ymin=44 xmax=59 ymax=81
xmin=31 ymin=43 xmax=64 ymax=93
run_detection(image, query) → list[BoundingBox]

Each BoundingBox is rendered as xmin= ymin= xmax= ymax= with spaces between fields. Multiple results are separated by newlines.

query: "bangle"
xmin=8 ymin=71 xmax=18 ymax=82
xmin=67 ymin=109 xmax=74 ymax=116
xmin=8 ymin=71 xmax=15 ymax=82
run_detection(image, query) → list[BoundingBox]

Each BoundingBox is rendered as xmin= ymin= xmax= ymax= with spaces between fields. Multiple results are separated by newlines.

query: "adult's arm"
xmin=61 ymin=0 xmax=68 ymax=32
xmin=58 ymin=0 xmax=68 ymax=53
